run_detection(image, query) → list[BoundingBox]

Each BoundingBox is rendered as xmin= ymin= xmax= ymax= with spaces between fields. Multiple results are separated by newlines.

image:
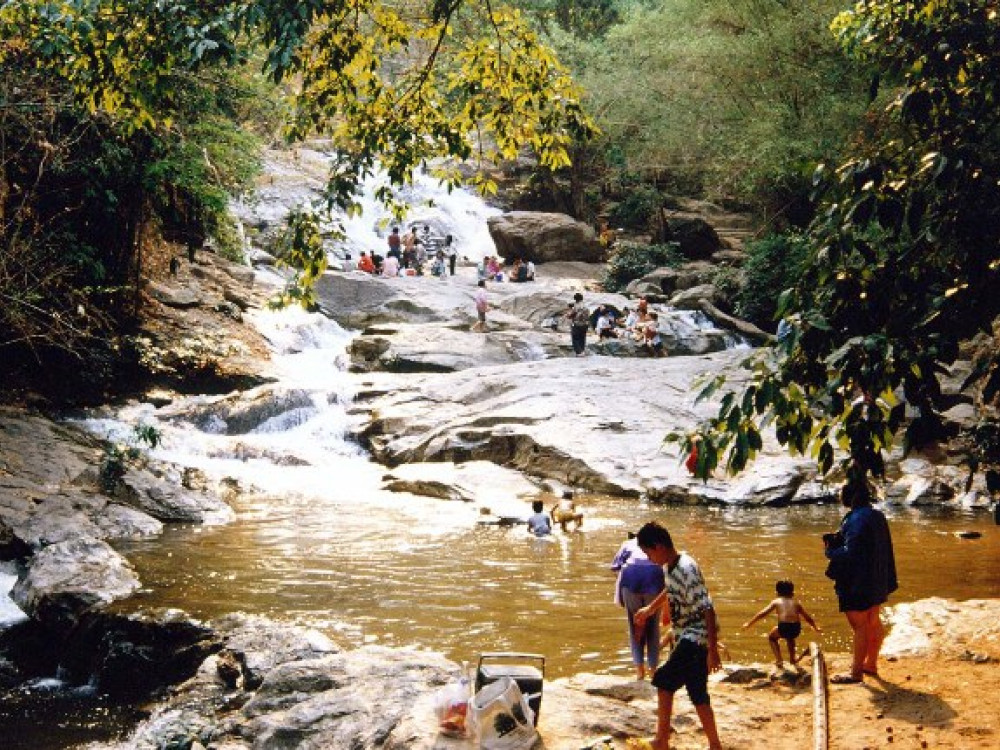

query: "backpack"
xmin=572 ymin=304 xmax=590 ymax=327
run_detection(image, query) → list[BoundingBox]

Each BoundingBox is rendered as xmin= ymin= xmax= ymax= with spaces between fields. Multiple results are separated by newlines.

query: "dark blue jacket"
xmin=826 ymin=505 xmax=898 ymax=611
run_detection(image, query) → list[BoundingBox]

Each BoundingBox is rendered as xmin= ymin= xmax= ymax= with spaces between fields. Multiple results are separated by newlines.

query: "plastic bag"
xmin=434 ymin=674 xmax=471 ymax=737
xmin=468 ymin=676 xmax=538 ymax=750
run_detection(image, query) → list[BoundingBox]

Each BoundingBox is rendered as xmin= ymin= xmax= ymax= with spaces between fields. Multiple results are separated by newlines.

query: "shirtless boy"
xmin=742 ymin=579 xmax=821 ymax=669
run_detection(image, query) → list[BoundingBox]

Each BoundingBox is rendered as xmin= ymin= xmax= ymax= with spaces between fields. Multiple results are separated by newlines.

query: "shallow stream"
xmin=116 ymin=493 xmax=1000 ymax=679
xmin=84 ymin=308 xmax=1000 ymax=680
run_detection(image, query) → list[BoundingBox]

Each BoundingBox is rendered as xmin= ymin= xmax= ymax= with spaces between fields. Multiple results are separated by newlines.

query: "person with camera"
xmin=824 ymin=479 xmax=898 ymax=684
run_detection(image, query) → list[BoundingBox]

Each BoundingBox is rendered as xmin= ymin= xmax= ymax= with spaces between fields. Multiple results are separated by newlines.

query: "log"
xmin=810 ymin=642 xmax=829 ymax=750
xmin=698 ymin=300 xmax=775 ymax=345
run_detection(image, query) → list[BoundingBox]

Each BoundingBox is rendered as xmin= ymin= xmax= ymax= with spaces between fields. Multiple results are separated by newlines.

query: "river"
xmin=77 ymin=307 xmax=1000 ymax=681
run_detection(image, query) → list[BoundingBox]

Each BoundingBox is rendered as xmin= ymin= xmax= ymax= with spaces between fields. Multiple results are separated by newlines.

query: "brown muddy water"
xmin=4 ymin=493 xmax=998 ymax=750
xmin=114 ymin=493 xmax=1000 ymax=679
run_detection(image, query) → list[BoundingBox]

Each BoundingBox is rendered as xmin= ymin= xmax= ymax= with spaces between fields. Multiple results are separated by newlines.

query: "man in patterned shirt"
xmin=634 ymin=521 xmax=722 ymax=750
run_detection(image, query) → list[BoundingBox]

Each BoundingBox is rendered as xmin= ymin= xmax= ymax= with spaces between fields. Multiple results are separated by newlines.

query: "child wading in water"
xmin=742 ymin=580 xmax=821 ymax=670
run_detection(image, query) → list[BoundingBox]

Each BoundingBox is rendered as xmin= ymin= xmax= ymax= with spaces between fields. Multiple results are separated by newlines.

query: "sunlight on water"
xmin=70 ymin=305 xmax=1000 ymax=683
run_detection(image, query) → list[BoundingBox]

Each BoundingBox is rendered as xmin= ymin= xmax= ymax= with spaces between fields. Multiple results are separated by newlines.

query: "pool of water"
xmin=112 ymin=489 xmax=1000 ymax=679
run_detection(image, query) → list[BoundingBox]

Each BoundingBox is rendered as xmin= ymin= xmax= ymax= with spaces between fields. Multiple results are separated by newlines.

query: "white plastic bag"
xmin=433 ymin=674 xmax=471 ymax=737
xmin=468 ymin=676 xmax=538 ymax=750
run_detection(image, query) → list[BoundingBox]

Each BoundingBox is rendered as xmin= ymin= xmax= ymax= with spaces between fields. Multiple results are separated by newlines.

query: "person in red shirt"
xmin=357 ymin=251 xmax=375 ymax=273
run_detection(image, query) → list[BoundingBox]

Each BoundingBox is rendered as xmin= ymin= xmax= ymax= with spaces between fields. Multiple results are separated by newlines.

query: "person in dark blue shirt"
xmin=824 ymin=480 xmax=898 ymax=684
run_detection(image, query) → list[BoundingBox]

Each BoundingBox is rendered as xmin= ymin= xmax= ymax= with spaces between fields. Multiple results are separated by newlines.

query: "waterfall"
xmin=232 ymin=147 xmax=502 ymax=267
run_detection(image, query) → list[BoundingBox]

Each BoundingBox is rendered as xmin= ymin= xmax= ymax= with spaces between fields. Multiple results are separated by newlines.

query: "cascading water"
xmin=232 ymin=147 xmax=502 ymax=268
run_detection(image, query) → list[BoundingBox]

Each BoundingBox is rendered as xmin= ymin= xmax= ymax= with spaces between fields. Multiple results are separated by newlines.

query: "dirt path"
xmin=548 ymin=598 xmax=999 ymax=750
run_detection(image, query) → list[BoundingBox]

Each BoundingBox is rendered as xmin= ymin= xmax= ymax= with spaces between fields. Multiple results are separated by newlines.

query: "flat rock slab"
xmin=356 ymin=352 xmax=821 ymax=504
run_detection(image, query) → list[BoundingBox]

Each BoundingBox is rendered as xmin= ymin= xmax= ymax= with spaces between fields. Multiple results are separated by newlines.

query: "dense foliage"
xmin=607 ymin=185 xmax=663 ymax=231
xmin=685 ymin=0 xmax=1000 ymax=483
xmin=0 ymin=35 xmax=271 ymax=395
xmin=548 ymin=0 xmax=873 ymax=216
xmin=602 ymin=241 xmax=682 ymax=291
xmin=735 ymin=233 xmax=811 ymax=329
xmin=1 ymin=1 xmax=594 ymax=393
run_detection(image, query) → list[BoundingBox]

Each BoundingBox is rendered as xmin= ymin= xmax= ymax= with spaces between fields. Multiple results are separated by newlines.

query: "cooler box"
xmin=475 ymin=652 xmax=545 ymax=726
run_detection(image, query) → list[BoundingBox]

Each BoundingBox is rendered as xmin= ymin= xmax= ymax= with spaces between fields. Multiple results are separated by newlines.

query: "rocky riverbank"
xmin=2 ymin=145 xmax=998 ymax=748
xmin=46 ymin=598 xmax=1000 ymax=750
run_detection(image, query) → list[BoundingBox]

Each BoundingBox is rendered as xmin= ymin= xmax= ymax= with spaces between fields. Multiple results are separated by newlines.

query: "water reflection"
xmin=115 ymin=495 xmax=1000 ymax=679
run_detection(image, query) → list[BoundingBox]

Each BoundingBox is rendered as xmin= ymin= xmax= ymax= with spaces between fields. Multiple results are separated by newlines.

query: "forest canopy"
xmin=0 ymin=0 xmax=594 ymax=389
xmin=684 ymin=0 xmax=1000 ymax=485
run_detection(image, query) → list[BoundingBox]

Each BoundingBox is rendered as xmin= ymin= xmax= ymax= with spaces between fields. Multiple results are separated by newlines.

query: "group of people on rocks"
xmin=602 ymin=478 xmax=897 ymax=750
xmin=565 ymin=294 xmax=664 ymax=357
xmin=477 ymin=255 xmax=535 ymax=283
xmin=345 ymin=225 xmax=458 ymax=278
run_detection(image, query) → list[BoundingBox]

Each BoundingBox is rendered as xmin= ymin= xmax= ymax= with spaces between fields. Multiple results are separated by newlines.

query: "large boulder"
xmin=663 ymin=217 xmax=722 ymax=260
xmin=11 ymin=538 xmax=141 ymax=633
xmin=487 ymin=211 xmax=604 ymax=263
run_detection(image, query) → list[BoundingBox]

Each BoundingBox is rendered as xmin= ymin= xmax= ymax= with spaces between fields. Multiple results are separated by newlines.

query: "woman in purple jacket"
xmin=619 ymin=555 xmax=667 ymax=681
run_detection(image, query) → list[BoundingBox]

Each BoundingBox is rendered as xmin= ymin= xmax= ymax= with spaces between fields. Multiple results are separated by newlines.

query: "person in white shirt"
xmin=595 ymin=307 xmax=618 ymax=339
xmin=381 ymin=253 xmax=400 ymax=277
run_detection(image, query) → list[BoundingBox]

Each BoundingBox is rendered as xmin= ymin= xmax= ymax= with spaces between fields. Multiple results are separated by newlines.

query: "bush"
xmin=602 ymin=241 xmax=682 ymax=292
xmin=607 ymin=185 xmax=663 ymax=231
xmin=735 ymin=233 xmax=810 ymax=329
xmin=99 ymin=423 xmax=161 ymax=492
xmin=711 ymin=266 xmax=744 ymax=314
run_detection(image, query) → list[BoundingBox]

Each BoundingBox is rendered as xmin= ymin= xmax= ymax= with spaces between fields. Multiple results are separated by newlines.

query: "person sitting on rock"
xmin=525 ymin=260 xmax=536 ymax=281
xmin=642 ymin=312 xmax=664 ymax=356
xmin=381 ymin=252 xmax=400 ymax=277
xmin=595 ymin=307 xmax=618 ymax=339
xmin=357 ymin=251 xmax=375 ymax=274
xmin=430 ymin=250 xmax=447 ymax=279
xmin=622 ymin=306 xmax=638 ymax=330
xmin=550 ymin=491 xmax=583 ymax=532
xmin=511 ymin=258 xmax=529 ymax=283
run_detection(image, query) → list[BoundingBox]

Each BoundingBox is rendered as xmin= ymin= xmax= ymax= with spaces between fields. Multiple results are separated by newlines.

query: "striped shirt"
xmin=666 ymin=552 xmax=714 ymax=646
